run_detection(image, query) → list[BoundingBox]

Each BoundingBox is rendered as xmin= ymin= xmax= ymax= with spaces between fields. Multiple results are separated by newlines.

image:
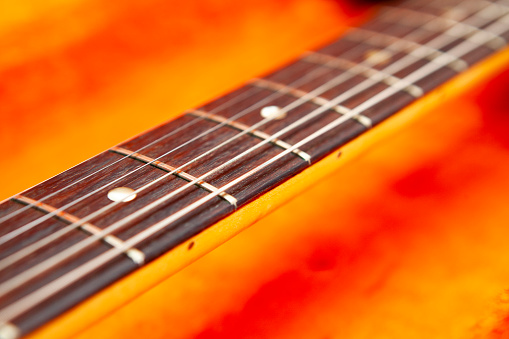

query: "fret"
xmin=251 ymin=77 xmax=373 ymax=128
xmin=346 ymin=28 xmax=469 ymax=72
xmin=0 ymin=200 xmax=97 ymax=277
xmin=187 ymin=84 xmax=284 ymax=128
xmin=187 ymin=110 xmax=312 ymax=163
xmin=392 ymin=13 xmax=509 ymax=90
xmin=486 ymin=6 xmax=509 ymax=36
xmin=0 ymin=151 xmax=125 ymax=241
xmin=0 ymin=323 xmax=20 ymax=339
xmin=110 ymin=146 xmax=238 ymax=207
xmin=403 ymin=0 xmax=492 ymax=17
xmin=2 ymin=0 xmax=509 ymax=337
xmin=3 ymin=154 xmax=171 ymax=242
xmin=259 ymin=57 xmax=413 ymax=127
xmin=263 ymin=58 xmax=371 ymax=107
xmin=384 ymin=5 xmax=508 ymax=50
xmin=447 ymin=7 xmax=509 ymax=51
xmin=0 ymin=201 xmax=53 ymax=248
xmin=0 ymin=245 xmax=137 ymax=338
xmin=437 ymin=0 xmax=509 ymax=32
xmin=437 ymin=0 xmax=509 ymax=19
xmin=497 ymin=0 xmax=509 ymax=13
xmin=11 ymin=195 xmax=145 ymax=265
xmin=303 ymin=51 xmax=424 ymax=98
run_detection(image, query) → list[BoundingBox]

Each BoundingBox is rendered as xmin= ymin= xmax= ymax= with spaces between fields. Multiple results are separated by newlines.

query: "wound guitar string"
xmin=0 ymin=17 xmax=397 ymax=245
xmin=1 ymin=0 xmax=508 ymax=331
xmin=0 ymin=47 xmax=348 ymax=244
xmin=3 ymin=0 xmax=478 ymax=244
xmin=0 ymin=0 xmax=441 ymax=270
xmin=0 ymin=28 xmax=366 ymax=229
xmin=0 ymin=64 xmax=330 ymax=234
xmin=0 ymin=0 xmax=451 ymax=276
xmin=0 ymin=34 xmax=392 ymax=265
xmin=0 ymin=0 xmax=504 ymax=314
xmin=0 ymin=87 xmax=268 ymax=224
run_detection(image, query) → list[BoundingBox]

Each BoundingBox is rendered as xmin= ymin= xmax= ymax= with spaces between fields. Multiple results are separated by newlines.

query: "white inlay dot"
xmin=442 ymin=7 xmax=466 ymax=21
xmin=364 ymin=49 xmax=392 ymax=66
xmin=260 ymin=106 xmax=286 ymax=120
xmin=107 ymin=187 xmax=137 ymax=202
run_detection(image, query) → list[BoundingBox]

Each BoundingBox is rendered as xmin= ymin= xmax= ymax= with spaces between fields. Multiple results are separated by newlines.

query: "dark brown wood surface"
xmin=1 ymin=0 xmax=509 ymax=336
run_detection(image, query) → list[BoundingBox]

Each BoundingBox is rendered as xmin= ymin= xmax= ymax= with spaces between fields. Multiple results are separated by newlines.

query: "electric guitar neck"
xmin=1 ymin=0 xmax=509 ymax=338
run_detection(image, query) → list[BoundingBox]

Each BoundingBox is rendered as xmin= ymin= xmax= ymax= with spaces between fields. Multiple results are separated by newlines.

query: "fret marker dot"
xmin=442 ymin=7 xmax=466 ymax=21
xmin=364 ymin=49 xmax=392 ymax=66
xmin=108 ymin=187 xmax=137 ymax=202
xmin=261 ymin=106 xmax=286 ymax=120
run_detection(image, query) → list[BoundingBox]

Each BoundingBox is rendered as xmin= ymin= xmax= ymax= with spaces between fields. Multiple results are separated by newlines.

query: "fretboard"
xmin=1 ymin=0 xmax=509 ymax=337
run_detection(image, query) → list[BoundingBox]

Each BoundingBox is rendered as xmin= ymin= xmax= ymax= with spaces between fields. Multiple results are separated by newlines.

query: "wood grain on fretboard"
xmin=1 ymin=0 xmax=509 ymax=337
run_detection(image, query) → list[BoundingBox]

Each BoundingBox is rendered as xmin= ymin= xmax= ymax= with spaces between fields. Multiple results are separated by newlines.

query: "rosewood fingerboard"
xmin=1 ymin=0 xmax=509 ymax=337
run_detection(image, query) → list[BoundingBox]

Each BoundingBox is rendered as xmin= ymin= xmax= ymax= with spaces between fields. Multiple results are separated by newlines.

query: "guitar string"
xmin=0 ymin=72 xmax=339 ymax=239
xmin=0 ymin=41 xmax=355 ymax=246
xmin=0 ymin=0 xmax=440 ymax=269
xmin=2 ymin=4 xmax=507 ymax=323
xmin=0 ymin=0 xmax=496 ymax=292
xmin=0 ymin=0 xmax=448 ymax=274
xmin=1 ymin=0 xmax=504 ymax=326
xmin=6 ymin=0 xmax=457 ymax=229
xmin=1 ymin=0 xmax=476 ymax=246
xmin=2 ymin=0 xmax=393 ymax=228
xmin=0 ymin=84 xmax=280 ymax=224
xmin=0 ymin=30 xmax=392 ymax=263
xmin=0 ymin=0 xmax=500 ymax=298
xmin=0 ymin=1 xmax=505 ymax=320
xmin=0 ymin=0 xmax=445 ymax=230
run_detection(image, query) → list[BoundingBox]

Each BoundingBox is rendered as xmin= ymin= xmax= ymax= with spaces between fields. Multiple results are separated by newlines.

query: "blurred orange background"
xmin=0 ymin=0 xmax=367 ymax=199
xmin=3 ymin=0 xmax=509 ymax=338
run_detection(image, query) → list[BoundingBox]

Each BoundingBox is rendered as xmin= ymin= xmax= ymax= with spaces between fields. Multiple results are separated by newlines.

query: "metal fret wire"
xmin=5 ymin=0 xmax=484 ymax=250
xmin=1 ymin=0 xmax=507 ymax=324
xmin=0 ymin=0 xmax=500 ymax=302
xmin=353 ymin=1 xmax=502 ymax=69
xmin=3 ymin=0 xmax=473 ymax=235
xmin=0 ymin=0 xmax=500 ymax=310
xmin=0 ymin=0 xmax=440 ymax=273
xmin=0 ymin=90 xmax=272 ymax=233
xmin=300 ymin=53 xmax=425 ymax=98
xmin=0 ymin=41 xmax=359 ymax=246
xmin=0 ymin=86 xmax=265 ymax=226
xmin=384 ymin=1 xmax=507 ymax=49
xmin=12 ymin=0 xmax=470 ymax=229
xmin=0 ymin=36 xmax=403 ymax=273
xmin=0 ymin=0 xmax=464 ymax=280
xmin=346 ymin=28 xmax=469 ymax=72
xmin=1 ymin=14 xmax=381 ymax=230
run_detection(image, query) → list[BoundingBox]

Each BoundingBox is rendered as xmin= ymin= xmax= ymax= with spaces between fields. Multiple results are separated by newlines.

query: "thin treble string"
xmin=0 ymin=0 xmax=440 ymax=245
xmin=82 ymin=0 xmax=505 ymax=242
xmin=0 ymin=48 xmax=351 ymax=246
xmin=4 ymin=13 xmax=388 ymax=229
xmin=119 ymin=12 xmax=508 ymax=252
xmin=3 ymin=1 xmax=507 ymax=322
xmin=0 ymin=0 xmax=439 ymax=232
xmin=0 ymin=0 xmax=440 ymax=281
xmin=0 ymin=22 xmax=397 ymax=271
xmin=0 ymin=85 xmax=264 ymax=225
xmin=0 ymin=89 xmax=269 ymax=245
xmin=0 ymin=0 xmax=492 ymax=286
xmin=0 ymin=0 xmax=499 ymax=301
